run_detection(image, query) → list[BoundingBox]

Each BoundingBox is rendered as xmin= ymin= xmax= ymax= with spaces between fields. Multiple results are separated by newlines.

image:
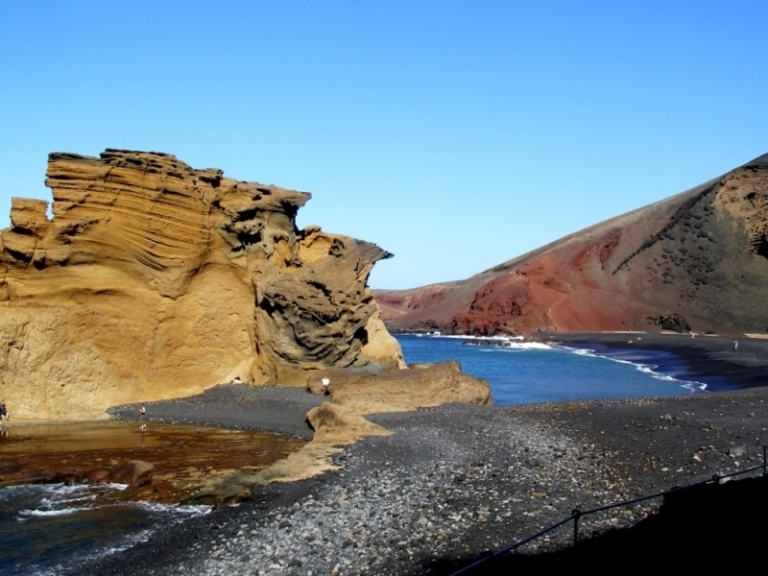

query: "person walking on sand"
xmin=1 ymin=403 xmax=9 ymax=436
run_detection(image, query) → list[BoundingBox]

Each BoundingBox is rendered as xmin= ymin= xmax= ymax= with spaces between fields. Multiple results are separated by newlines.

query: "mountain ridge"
xmin=376 ymin=153 xmax=768 ymax=336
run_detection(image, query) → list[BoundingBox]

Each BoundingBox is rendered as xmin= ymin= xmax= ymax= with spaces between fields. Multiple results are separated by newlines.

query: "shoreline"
xmin=538 ymin=331 xmax=768 ymax=389
xmin=79 ymin=332 xmax=768 ymax=575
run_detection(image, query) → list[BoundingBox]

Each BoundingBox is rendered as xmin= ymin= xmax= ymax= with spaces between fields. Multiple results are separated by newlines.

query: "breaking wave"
xmin=0 ymin=482 xmax=209 ymax=576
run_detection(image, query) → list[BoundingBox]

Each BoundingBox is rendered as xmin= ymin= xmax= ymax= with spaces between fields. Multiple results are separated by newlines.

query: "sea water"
xmin=0 ymin=482 xmax=208 ymax=575
xmin=396 ymin=334 xmax=708 ymax=404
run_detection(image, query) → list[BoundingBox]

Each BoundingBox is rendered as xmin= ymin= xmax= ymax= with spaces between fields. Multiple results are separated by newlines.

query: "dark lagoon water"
xmin=0 ymin=422 xmax=298 ymax=576
xmin=0 ymin=482 xmax=208 ymax=575
xmin=396 ymin=334 xmax=709 ymax=404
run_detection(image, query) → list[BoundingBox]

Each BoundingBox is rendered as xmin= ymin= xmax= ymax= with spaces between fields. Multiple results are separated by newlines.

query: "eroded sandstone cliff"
xmin=0 ymin=149 xmax=404 ymax=419
xmin=377 ymin=153 xmax=768 ymax=336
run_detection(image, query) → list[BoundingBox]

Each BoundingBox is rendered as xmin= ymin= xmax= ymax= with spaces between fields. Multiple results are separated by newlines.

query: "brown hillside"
xmin=376 ymin=154 xmax=768 ymax=335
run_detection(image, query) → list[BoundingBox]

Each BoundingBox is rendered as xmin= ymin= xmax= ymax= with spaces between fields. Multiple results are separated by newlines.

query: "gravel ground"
xmin=87 ymin=382 xmax=768 ymax=576
xmin=108 ymin=384 xmax=326 ymax=440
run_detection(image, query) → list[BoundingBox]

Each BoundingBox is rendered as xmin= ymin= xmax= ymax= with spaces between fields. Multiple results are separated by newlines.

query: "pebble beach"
xmin=87 ymin=335 xmax=768 ymax=575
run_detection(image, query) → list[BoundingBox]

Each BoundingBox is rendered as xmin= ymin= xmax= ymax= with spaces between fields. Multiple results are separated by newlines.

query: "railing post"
xmin=453 ymin=463 xmax=768 ymax=575
xmin=572 ymin=509 xmax=582 ymax=546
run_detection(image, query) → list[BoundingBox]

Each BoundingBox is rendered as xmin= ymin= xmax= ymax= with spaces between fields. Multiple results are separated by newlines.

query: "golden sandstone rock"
xmin=0 ymin=150 xmax=405 ymax=419
xmin=328 ymin=361 xmax=493 ymax=415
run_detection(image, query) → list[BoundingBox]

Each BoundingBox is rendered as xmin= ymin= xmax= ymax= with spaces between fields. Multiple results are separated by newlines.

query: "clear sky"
xmin=1 ymin=1 xmax=766 ymax=289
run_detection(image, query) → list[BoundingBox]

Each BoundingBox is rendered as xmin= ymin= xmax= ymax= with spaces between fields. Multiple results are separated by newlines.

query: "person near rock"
xmin=321 ymin=376 xmax=331 ymax=395
xmin=0 ymin=402 xmax=8 ymax=422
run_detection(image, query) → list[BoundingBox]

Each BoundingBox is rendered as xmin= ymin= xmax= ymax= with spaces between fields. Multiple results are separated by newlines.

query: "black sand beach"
xmin=108 ymin=384 xmax=327 ymax=441
xmin=85 ymin=334 xmax=768 ymax=575
xmin=541 ymin=331 xmax=768 ymax=388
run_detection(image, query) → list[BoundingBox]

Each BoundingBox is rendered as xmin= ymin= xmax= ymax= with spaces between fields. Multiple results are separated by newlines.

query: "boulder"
xmin=306 ymin=401 xmax=391 ymax=444
xmin=111 ymin=459 xmax=155 ymax=488
xmin=328 ymin=361 xmax=492 ymax=414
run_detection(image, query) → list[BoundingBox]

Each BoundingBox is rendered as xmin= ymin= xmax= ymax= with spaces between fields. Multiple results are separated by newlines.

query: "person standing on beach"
xmin=139 ymin=404 xmax=146 ymax=431
xmin=0 ymin=403 xmax=6 ymax=437
xmin=0 ymin=403 xmax=9 ymax=436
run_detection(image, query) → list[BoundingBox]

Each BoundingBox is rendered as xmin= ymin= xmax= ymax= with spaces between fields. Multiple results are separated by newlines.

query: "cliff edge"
xmin=0 ymin=149 xmax=405 ymax=419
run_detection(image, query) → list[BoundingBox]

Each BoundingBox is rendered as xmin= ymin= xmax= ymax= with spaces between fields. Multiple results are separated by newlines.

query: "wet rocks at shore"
xmin=0 ymin=421 xmax=306 ymax=505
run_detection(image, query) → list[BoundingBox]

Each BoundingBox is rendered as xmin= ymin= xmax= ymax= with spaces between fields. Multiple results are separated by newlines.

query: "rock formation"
xmin=377 ymin=153 xmax=768 ymax=336
xmin=0 ymin=149 xmax=405 ymax=419
xmin=327 ymin=361 xmax=492 ymax=415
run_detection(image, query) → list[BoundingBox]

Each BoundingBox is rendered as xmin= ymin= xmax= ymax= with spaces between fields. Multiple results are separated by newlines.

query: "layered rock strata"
xmin=0 ymin=149 xmax=404 ymax=419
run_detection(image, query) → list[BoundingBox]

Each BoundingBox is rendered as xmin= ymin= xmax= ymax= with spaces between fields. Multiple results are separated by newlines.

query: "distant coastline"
xmin=394 ymin=330 xmax=768 ymax=392
xmin=537 ymin=331 xmax=768 ymax=390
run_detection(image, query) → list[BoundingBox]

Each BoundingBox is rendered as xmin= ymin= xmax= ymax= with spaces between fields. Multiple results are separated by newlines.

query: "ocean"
xmin=395 ymin=334 xmax=711 ymax=403
xmin=0 ymin=482 xmax=208 ymax=575
xmin=0 ymin=335 xmax=720 ymax=573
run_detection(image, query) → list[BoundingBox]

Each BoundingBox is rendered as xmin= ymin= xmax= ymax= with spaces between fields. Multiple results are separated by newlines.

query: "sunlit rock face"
xmin=0 ymin=149 xmax=403 ymax=419
xmin=377 ymin=154 xmax=768 ymax=336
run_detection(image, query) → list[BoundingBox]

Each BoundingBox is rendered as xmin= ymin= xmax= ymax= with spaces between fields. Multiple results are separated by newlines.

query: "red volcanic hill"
xmin=376 ymin=154 xmax=768 ymax=336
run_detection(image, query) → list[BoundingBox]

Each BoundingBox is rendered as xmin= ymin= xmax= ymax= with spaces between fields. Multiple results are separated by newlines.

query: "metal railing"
xmin=450 ymin=445 xmax=768 ymax=575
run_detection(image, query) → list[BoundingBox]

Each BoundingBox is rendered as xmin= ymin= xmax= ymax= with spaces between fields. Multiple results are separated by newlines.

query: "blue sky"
xmin=1 ymin=1 xmax=766 ymax=289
